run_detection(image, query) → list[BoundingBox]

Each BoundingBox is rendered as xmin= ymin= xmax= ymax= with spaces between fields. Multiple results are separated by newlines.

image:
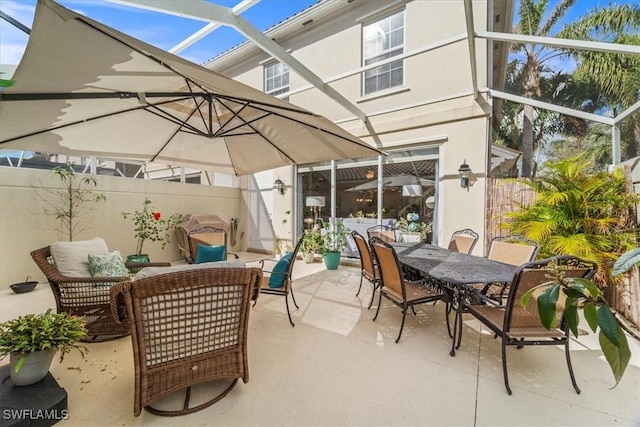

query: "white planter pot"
xmin=401 ymin=232 xmax=422 ymax=243
xmin=302 ymin=252 xmax=315 ymax=263
xmin=9 ymin=349 xmax=56 ymax=386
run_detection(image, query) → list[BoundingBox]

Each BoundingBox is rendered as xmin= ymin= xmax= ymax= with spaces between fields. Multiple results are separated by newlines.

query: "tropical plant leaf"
xmin=613 ymin=248 xmax=640 ymax=277
xmin=599 ymin=327 xmax=630 ymax=388
xmin=537 ymin=284 xmax=560 ymax=329
xmin=583 ymin=302 xmax=598 ymax=333
xmin=597 ymin=305 xmax=620 ymax=347
xmin=564 ymin=298 xmax=579 ymax=337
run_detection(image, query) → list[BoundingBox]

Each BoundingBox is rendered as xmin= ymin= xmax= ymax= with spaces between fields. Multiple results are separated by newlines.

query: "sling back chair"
xmin=463 ymin=255 xmax=597 ymax=395
xmin=352 ymin=230 xmax=380 ymax=309
xmin=110 ymin=266 xmax=262 ymax=416
xmin=369 ymin=237 xmax=447 ymax=343
xmin=447 ymin=228 xmax=479 ymax=255
xmin=476 ymin=234 xmax=540 ymax=302
xmin=256 ymin=235 xmax=304 ymax=326
xmin=366 ymin=224 xmax=397 ymax=243
xmin=31 ymin=244 xmax=169 ymax=342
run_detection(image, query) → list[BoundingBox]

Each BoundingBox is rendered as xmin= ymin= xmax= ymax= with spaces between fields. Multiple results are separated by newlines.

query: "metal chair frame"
xmin=256 ymin=235 xmax=304 ymax=326
xmin=351 ymin=230 xmax=380 ymax=309
xmin=464 ymin=255 xmax=597 ymax=394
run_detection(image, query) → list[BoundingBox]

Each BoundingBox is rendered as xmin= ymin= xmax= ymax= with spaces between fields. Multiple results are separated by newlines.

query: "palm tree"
xmin=510 ymin=0 xmax=577 ymax=177
xmin=557 ymin=4 xmax=640 ymax=159
xmin=502 ymin=155 xmax=639 ymax=286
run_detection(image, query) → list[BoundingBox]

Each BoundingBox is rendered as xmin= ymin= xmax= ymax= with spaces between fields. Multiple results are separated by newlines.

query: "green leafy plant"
xmin=121 ymin=198 xmax=184 ymax=255
xmin=32 ymin=164 xmax=107 ymax=241
xmin=502 ymin=155 xmax=639 ymax=285
xmin=521 ymin=264 xmax=631 ymax=388
xmin=300 ymin=227 xmax=324 ymax=254
xmin=321 ymin=220 xmax=350 ymax=253
xmin=0 ymin=309 xmax=88 ymax=373
xmin=397 ymin=212 xmax=432 ymax=241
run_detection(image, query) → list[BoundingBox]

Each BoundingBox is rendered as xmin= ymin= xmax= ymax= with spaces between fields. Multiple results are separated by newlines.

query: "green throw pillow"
xmin=195 ymin=244 xmax=227 ymax=264
xmin=269 ymin=252 xmax=293 ymax=288
xmin=88 ymin=250 xmax=128 ymax=278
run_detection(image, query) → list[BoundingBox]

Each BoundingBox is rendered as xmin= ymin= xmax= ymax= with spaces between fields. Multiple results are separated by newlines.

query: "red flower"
xmin=153 ymin=212 xmax=161 ymax=221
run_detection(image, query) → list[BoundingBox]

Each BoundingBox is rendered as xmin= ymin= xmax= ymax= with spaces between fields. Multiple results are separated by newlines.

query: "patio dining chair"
xmin=351 ymin=230 xmax=380 ymax=309
xmin=369 ymin=237 xmax=447 ymax=343
xmin=367 ymin=225 xmax=397 ymax=243
xmin=462 ymin=255 xmax=597 ymax=395
xmin=477 ymin=234 xmax=540 ymax=302
xmin=31 ymin=241 xmax=170 ymax=342
xmin=110 ymin=266 xmax=262 ymax=416
xmin=447 ymin=228 xmax=479 ymax=254
xmin=255 ymin=234 xmax=304 ymax=326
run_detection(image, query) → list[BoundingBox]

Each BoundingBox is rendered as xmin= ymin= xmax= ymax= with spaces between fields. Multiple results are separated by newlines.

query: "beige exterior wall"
xmin=208 ymin=0 xmax=493 ymax=255
xmin=0 ymin=167 xmax=242 ymax=289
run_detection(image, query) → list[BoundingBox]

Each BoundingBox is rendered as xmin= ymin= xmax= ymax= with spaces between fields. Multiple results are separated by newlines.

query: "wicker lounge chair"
xmin=369 ymin=237 xmax=447 ymax=343
xmin=110 ymin=266 xmax=262 ymax=416
xmin=352 ymin=230 xmax=380 ymax=309
xmin=256 ymin=235 xmax=304 ymax=326
xmin=31 ymin=245 xmax=169 ymax=342
xmin=462 ymin=255 xmax=597 ymax=395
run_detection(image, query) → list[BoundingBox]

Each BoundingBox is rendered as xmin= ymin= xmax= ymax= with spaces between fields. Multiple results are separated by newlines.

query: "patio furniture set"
xmin=22 ymin=224 xmax=597 ymax=417
xmin=351 ymin=228 xmax=598 ymax=395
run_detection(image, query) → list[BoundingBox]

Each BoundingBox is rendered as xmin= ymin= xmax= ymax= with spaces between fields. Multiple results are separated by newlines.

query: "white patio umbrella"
xmin=0 ymin=0 xmax=383 ymax=176
xmin=346 ymin=175 xmax=435 ymax=192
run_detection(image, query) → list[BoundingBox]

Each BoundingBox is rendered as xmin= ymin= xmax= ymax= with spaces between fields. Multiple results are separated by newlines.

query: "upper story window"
xmin=362 ymin=10 xmax=404 ymax=96
xmin=265 ymin=62 xmax=290 ymax=101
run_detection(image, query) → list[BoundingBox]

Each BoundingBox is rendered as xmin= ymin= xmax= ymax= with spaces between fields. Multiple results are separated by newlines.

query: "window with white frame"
xmin=265 ymin=62 xmax=289 ymax=101
xmin=362 ymin=10 xmax=404 ymax=96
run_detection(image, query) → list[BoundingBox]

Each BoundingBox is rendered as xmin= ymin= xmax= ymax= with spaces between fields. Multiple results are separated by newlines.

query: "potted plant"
xmin=10 ymin=275 xmax=38 ymax=294
xmin=300 ymin=227 xmax=323 ymax=263
xmin=0 ymin=309 xmax=88 ymax=386
xmin=397 ymin=212 xmax=432 ymax=242
xmin=321 ymin=220 xmax=350 ymax=270
xmin=121 ymin=198 xmax=184 ymax=262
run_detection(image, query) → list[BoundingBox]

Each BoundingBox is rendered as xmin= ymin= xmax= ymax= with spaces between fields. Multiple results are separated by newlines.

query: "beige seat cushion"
xmin=50 ymin=238 xmax=109 ymax=277
xmin=134 ymin=259 xmax=245 ymax=280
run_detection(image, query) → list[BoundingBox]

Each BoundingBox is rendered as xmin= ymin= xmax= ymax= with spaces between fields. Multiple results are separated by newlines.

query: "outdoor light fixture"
xmin=458 ymin=160 xmax=471 ymax=190
xmin=365 ymin=170 xmax=375 ymax=180
xmin=274 ymin=178 xmax=285 ymax=195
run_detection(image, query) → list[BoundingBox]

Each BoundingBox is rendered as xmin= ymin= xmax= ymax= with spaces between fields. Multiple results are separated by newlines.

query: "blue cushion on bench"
xmin=268 ymin=252 xmax=293 ymax=288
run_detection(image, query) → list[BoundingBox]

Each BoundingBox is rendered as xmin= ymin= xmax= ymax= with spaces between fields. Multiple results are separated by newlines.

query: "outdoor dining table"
xmin=391 ymin=242 xmax=518 ymax=356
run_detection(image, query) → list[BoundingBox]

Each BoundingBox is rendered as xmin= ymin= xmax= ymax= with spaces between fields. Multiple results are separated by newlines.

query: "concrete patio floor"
xmin=1 ymin=256 xmax=639 ymax=426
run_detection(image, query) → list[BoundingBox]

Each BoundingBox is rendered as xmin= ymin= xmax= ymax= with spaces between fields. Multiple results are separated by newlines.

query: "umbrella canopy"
xmin=346 ymin=175 xmax=435 ymax=192
xmin=0 ymin=0 xmax=383 ymax=176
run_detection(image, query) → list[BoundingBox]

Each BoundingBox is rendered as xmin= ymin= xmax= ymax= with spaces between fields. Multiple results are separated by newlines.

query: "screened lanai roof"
xmin=2 ymin=0 xmax=637 ymax=167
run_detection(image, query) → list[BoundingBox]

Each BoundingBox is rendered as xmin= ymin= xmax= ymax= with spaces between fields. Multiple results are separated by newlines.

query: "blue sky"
xmin=0 ymin=0 xmax=318 ymax=68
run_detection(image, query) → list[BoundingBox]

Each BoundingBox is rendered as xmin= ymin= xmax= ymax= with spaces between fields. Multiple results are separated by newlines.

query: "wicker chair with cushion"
xmin=256 ymin=235 xmax=304 ymax=326
xmin=462 ymin=255 xmax=597 ymax=395
xmin=447 ymin=228 xmax=479 ymax=254
xmin=352 ymin=230 xmax=380 ymax=309
xmin=31 ymin=240 xmax=169 ymax=342
xmin=110 ymin=266 xmax=262 ymax=416
xmin=369 ymin=237 xmax=447 ymax=343
xmin=366 ymin=224 xmax=397 ymax=243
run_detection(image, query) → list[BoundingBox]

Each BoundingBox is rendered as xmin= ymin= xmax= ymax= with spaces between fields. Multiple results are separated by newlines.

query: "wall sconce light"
xmin=274 ymin=178 xmax=285 ymax=195
xmin=458 ymin=160 xmax=471 ymax=190
xmin=364 ymin=170 xmax=375 ymax=180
